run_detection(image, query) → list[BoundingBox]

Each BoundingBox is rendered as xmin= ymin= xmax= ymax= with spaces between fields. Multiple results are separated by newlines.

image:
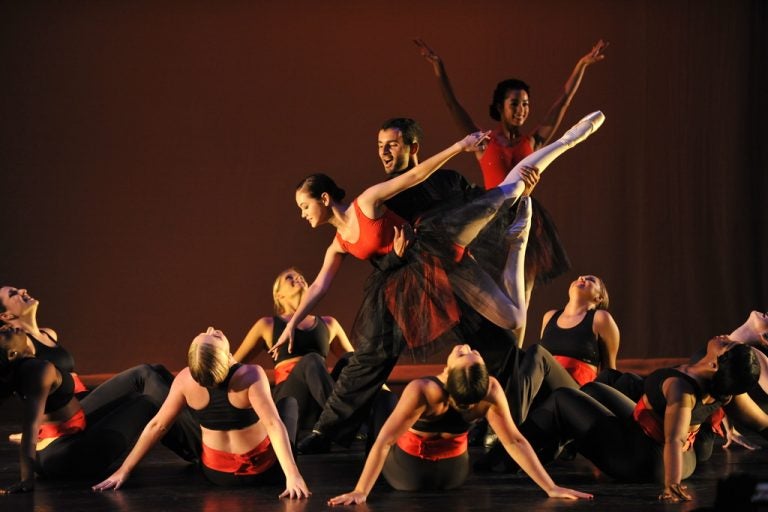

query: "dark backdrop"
xmin=1 ymin=0 xmax=765 ymax=374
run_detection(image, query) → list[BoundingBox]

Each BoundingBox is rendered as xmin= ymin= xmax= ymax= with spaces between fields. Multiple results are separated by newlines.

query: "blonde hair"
xmin=272 ymin=267 xmax=305 ymax=315
xmin=592 ymin=276 xmax=610 ymax=311
xmin=188 ymin=338 xmax=230 ymax=387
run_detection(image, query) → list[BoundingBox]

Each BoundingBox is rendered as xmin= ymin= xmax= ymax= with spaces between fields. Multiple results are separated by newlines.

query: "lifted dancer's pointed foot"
xmin=560 ymin=110 xmax=605 ymax=148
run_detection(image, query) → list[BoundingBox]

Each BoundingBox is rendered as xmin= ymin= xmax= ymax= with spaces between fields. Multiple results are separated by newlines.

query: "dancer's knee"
xmin=298 ymin=352 xmax=326 ymax=371
xmin=503 ymin=308 xmax=526 ymax=331
xmin=526 ymin=343 xmax=552 ymax=365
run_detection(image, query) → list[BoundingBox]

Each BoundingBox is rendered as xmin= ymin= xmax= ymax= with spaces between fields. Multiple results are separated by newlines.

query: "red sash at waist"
xmin=38 ymin=408 xmax=86 ymax=442
xmin=396 ymin=430 xmax=468 ymax=461
xmin=708 ymin=408 xmax=726 ymax=438
xmin=633 ymin=398 xmax=697 ymax=451
xmin=71 ymin=372 xmax=88 ymax=394
xmin=274 ymin=360 xmax=300 ymax=385
xmin=553 ymin=356 xmax=597 ymax=386
xmin=201 ymin=436 xmax=277 ymax=475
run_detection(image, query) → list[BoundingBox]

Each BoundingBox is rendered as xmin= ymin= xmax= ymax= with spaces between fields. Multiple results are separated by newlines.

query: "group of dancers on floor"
xmin=2 ymin=39 xmax=768 ymax=505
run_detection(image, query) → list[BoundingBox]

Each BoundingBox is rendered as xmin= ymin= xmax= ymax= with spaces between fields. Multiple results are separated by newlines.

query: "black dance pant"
xmin=595 ymin=368 xmax=645 ymax=403
xmin=521 ymin=384 xmax=696 ymax=482
xmin=497 ymin=343 xmax=579 ymax=425
xmin=36 ymin=394 xmax=157 ymax=477
xmin=79 ymin=363 xmax=202 ymax=463
xmin=313 ymin=311 xmax=405 ymax=444
xmin=381 ymin=445 xmax=469 ymax=491
xmin=37 ymin=364 xmax=196 ymax=477
xmin=273 ymin=353 xmax=334 ymax=433
xmin=201 ymin=459 xmax=284 ymax=487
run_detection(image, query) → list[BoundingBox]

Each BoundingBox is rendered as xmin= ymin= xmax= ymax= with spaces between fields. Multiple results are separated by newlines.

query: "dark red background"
xmin=1 ymin=0 xmax=765 ymax=373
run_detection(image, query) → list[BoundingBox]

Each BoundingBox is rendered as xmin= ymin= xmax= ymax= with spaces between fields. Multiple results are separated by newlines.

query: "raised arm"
xmin=92 ymin=372 xmax=188 ymax=491
xmin=357 ymin=131 xmax=490 ymax=217
xmin=1 ymin=362 xmax=55 ymax=494
xmin=269 ymin=240 xmax=346 ymax=357
xmin=246 ymin=365 xmax=310 ymax=499
xmin=328 ymin=380 xmax=428 ymax=505
xmin=534 ymin=39 xmax=608 ymax=146
xmin=594 ymin=310 xmax=620 ymax=370
xmin=233 ymin=317 xmax=273 ymax=363
xmin=323 ymin=316 xmax=354 ymax=356
xmin=659 ymin=378 xmax=695 ymax=502
xmin=414 ymin=38 xmax=479 ymax=136
xmin=484 ymin=378 xmax=592 ymax=500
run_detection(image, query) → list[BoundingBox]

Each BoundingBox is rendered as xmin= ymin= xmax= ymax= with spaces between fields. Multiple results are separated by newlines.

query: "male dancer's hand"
xmin=393 ymin=223 xmax=415 ymax=258
xmin=519 ymin=166 xmax=540 ymax=196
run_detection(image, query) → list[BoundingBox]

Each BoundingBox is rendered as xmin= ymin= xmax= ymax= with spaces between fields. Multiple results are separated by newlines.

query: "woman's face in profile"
xmin=749 ymin=311 xmax=768 ymax=342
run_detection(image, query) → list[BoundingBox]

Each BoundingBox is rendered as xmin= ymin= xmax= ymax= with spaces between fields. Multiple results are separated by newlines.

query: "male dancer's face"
xmin=377 ymin=128 xmax=415 ymax=175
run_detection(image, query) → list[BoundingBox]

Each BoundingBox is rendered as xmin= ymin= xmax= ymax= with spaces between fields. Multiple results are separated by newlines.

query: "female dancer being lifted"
xmin=274 ymin=111 xmax=605 ymax=453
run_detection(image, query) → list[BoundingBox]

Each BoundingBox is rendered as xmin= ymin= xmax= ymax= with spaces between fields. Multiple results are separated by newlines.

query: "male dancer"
xmin=298 ymin=118 xmax=534 ymax=453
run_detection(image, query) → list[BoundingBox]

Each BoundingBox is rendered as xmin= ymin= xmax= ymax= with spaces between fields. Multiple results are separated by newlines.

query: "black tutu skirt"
xmin=468 ymin=196 xmax=570 ymax=288
xmin=352 ymin=188 xmax=520 ymax=359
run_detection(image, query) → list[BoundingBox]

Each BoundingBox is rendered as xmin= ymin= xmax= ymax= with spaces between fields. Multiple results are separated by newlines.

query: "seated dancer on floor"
xmin=538 ymin=275 xmax=619 ymax=385
xmin=234 ymin=267 xmax=354 ymax=438
xmin=414 ymin=38 xmax=608 ymax=341
xmin=687 ymin=311 xmax=768 ymax=401
xmin=0 ymin=326 xmax=195 ymax=494
xmin=511 ymin=336 xmax=768 ymax=503
xmin=599 ymin=309 xmax=768 ymax=453
xmin=93 ymin=327 xmax=309 ymax=497
xmin=1 ymin=285 xmax=89 ymax=399
xmin=275 ymin=112 xmax=605 ymax=454
xmin=327 ymin=344 xmax=592 ymax=505
xmin=482 ymin=273 xmax=618 ymax=438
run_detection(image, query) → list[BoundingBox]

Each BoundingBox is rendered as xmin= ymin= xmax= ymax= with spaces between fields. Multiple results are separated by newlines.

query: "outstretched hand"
xmin=580 ymin=39 xmax=609 ymax=67
xmin=459 ymin=130 xmax=491 ymax=152
xmin=269 ymin=326 xmax=295 ymax=360
xmin=413 ymin=38 xmax=442 ymax=69
xmin=546 ymin=486 xmax=593 ymax=500
xmin=92 ymin=469 xmax=130 ymax=491
xmin=723 ymin=425 xmax=761 ymax=451
xmin=328 ymin=490 xmax=368 ymax=506
xmin=279 ymin=475 xmax=311 ymax=499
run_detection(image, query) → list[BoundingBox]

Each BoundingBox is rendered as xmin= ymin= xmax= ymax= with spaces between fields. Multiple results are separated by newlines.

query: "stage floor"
xmin=2 ymin=401 xmax=767 ymax=512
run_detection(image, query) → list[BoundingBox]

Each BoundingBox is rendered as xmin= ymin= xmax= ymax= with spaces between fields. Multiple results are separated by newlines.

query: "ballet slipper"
xmin=559 ymin=111 xmax=605 ymax=148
